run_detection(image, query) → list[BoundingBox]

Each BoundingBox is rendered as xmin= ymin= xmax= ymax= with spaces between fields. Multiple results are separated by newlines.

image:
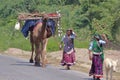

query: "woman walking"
xmin=59 ymin=29 xmax=76 ymax=70
xmin=88 ymin=34 xmax=108 ymax=80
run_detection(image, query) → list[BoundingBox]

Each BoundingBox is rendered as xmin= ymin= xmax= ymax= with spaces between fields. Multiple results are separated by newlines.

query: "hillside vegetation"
xmin=0 ymin=0 xmax=120 ymax=51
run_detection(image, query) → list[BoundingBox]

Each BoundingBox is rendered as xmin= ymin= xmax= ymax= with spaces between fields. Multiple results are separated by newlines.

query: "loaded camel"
xmin=17 ymin=11 xmax=61 ymax=67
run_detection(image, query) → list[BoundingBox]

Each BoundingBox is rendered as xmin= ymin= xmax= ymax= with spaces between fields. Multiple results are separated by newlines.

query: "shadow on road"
xmin=11 ymin=61 xmax=34 ymax=67
xmin=81 ymin=78 xmax=92 ymax=80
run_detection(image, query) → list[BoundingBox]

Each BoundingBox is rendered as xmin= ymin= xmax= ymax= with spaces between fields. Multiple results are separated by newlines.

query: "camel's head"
xmin=46 ymin=10 xmax=61 ymax=37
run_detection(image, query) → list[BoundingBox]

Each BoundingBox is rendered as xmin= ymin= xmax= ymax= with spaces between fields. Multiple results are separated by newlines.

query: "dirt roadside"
xmin=2 ymin=48 xmax=120 ymax=80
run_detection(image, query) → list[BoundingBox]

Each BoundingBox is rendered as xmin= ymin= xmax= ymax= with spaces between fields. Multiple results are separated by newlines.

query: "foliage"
xmin=0 ymin=0 xmax=120 ymax=51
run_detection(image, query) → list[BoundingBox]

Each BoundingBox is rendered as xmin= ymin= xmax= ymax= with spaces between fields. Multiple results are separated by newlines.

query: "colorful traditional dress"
xmin=61 ymin=34 xmax=76 ymax=66
xmin=89 ymin=39 xmax=106 ymax=78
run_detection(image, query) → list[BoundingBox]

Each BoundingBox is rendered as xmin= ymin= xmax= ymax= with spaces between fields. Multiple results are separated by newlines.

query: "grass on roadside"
xmin=0 ymin=26 xmax=89 ymax=52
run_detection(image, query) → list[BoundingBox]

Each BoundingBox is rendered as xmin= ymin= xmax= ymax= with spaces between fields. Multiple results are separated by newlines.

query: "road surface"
xmin=0 ymin=54 xmax=92 ymax=80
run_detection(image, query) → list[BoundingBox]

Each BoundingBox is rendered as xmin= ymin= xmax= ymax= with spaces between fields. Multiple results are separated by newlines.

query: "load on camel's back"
xmin=15 ymin=11 xmax=61 ymax=67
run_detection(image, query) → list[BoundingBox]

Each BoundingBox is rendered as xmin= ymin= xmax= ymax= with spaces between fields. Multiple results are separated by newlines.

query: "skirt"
xmin=89 ymin=54 xmax=103 ymax=78
xmin=61 ymin=50 xmax=75 ymax=66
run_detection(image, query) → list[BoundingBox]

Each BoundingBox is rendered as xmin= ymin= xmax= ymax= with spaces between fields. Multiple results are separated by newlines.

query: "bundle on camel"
xmin=18 ymin=12 xmax=61 ymax=21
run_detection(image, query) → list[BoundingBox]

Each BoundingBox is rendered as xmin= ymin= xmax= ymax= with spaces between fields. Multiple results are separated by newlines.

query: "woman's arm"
xmin=88 ymin=49 xmax=92 ymax=60
xmin=59 ymin=41 xmax=63 ymax=50
xmin=88 ymin=42 xmax=93 ymax=60
xmin=101 ymin=34 xmax=108 ymax=44
xmin=59 ymin=35 xmax=65 ymax=50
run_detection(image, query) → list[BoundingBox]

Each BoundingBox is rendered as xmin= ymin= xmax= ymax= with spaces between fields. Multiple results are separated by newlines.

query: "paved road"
xmin=0 ymin=54 xmax=92 ymax=80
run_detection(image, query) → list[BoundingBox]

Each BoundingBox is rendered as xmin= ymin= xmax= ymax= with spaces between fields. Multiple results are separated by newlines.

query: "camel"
xmin=17 ymin=12 xmax=61 ymax=67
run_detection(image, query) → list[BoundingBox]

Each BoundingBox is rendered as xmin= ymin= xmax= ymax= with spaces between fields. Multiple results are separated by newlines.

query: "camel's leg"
xmin=34 ymin=42 xmax=41 ymax=66
xmin=41 ymin=39 xmax=48 ymax=67
xmin=29 ymin=41 xmax=34 ymax=63
xmin=29 ymin=32 xmax=34 ymax=63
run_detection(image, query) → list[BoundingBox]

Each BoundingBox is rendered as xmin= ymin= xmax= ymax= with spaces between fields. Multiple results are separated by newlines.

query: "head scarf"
xmin=94 ymin=34 xmax=100 ymax=39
